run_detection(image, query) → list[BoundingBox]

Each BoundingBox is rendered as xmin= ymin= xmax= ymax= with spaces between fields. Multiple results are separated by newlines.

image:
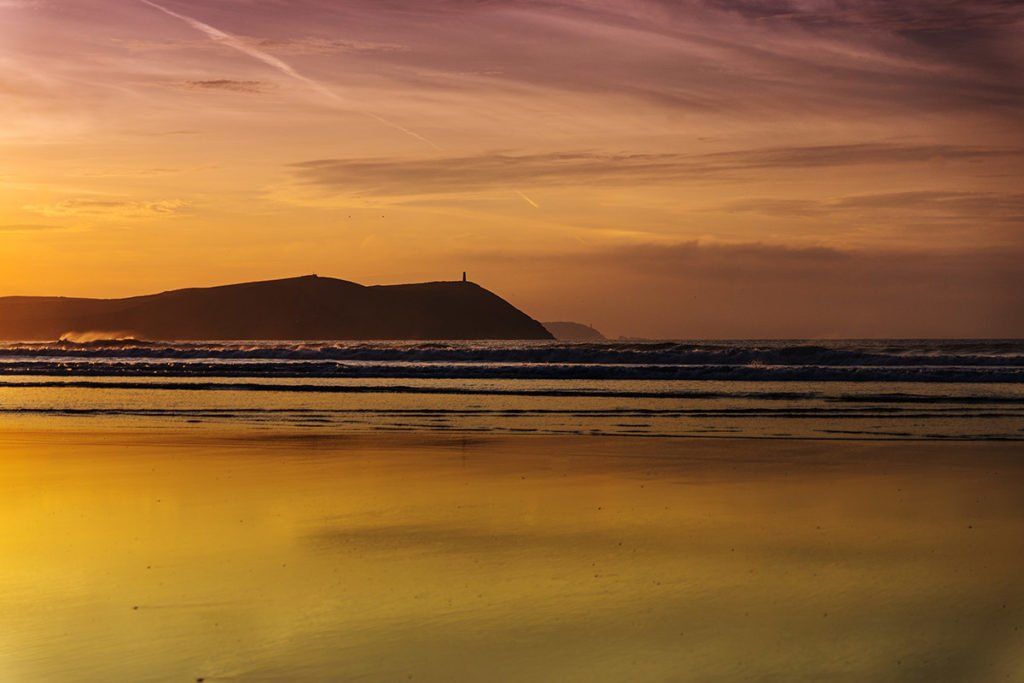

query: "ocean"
xmin=2 ymin=338 xmax=1021 ymax=440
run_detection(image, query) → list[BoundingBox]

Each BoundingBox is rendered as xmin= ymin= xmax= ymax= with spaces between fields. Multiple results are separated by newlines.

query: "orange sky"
xmin=1 ymin=0 xmax=1022 ymax=337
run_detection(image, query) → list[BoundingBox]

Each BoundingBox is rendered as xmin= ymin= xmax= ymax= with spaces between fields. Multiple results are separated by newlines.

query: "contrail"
xmin=138 ymin=0 xmax=438 ymax=149
xmin=515 ymin=190 xmax=540 ymax=209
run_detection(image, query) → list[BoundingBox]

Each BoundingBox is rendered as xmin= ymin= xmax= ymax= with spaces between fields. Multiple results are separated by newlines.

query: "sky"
xmin=1 ymin=0 xmax=1022 ymax=337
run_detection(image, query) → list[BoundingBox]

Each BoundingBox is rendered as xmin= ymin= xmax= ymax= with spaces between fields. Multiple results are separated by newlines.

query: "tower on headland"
xmin=462 ymin=271 xmax=467 ymax=283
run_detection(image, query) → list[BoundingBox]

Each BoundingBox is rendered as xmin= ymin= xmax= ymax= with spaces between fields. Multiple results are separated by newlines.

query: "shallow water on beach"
xmin=2 ymin=376 xmax=1023 ymax=440
xmin=1 ymin=430 xmax=1022 ymax=682
xmin=2 ymin=339 xmax=1023 ymax=441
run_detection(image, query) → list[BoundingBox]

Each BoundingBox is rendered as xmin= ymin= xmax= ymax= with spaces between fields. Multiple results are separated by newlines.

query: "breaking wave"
xmin=56 ymin=331 xmax=153 ymax=345
xmin=0 ymin=339 xmax=1021 ymax=382
xmin=1 ymin=339 xmax=1020 ymax=440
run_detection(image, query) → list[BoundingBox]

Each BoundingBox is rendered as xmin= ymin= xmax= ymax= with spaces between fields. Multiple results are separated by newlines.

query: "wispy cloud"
xmin=252 ymin=37 xmax=409 ymax=55
xmin=27 ymin=198 xmax=189 ymax=218
xmin=138 ymin=0 xmax=438 ymax=148
xmin=245 ymin=0 xmax=1024 ymax=118
xmin=515 ymin=190 xmax=541 ymax=209
xmin=116 ymin=36 xmax=407 ymax=55
xmin=291 ymin=144 xmax=1024 ymax=196
xmin=181 ymin=79 xmax=270 ymax=93
xmin=724 ymin=191 xmax=1024 ymax=224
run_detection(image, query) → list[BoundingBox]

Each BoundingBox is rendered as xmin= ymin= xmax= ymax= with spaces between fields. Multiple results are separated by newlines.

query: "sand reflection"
xmin=0 ymin=430 xmax=1021 ymax=682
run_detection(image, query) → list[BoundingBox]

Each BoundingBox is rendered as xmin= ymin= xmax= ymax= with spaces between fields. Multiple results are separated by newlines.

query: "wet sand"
xmin=0 ymin=428 xmax=1022 ymax=682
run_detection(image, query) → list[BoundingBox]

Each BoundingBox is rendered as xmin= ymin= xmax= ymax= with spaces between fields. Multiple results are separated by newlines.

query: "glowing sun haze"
xmin=1 ymin=0 xmax=1022 ymax=337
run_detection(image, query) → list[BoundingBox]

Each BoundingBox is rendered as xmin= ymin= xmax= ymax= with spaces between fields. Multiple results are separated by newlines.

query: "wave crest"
xmin=57 ymin=331 xmax=153 ymax=346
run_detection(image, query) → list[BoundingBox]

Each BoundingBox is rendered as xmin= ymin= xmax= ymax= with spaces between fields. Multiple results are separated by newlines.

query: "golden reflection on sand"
xmin=0 ymin=429 xmax=1022 ymax=682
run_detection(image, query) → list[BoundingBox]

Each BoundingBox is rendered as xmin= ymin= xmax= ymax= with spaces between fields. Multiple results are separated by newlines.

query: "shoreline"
xmin=3 ymin=423 xmax=1023 ymax=466
xmin=1 ymin=417 xmax=1023 ymax=443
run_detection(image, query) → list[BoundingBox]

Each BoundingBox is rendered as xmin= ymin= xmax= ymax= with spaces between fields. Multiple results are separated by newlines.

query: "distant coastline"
xmin=542 ymin=321 xmax=606 ymax=341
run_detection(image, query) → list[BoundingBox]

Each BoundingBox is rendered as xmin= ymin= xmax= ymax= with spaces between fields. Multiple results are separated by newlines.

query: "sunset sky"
xmin=2 ymin=0 xmax=1022 ymax=337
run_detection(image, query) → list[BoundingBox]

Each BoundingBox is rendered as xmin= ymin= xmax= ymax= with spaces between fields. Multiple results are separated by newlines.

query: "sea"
xmin=1 ymin=338 xmax=1021 ymax=440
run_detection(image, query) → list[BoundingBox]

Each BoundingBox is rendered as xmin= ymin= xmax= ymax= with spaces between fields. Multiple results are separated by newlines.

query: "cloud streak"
xmin=137 ymin=0 xmax=438 ymax=148
xmin=724 ymin=191 xmax=1024 ymax=225
xmin=291 ymin=144 xmax=1024 ymax=196
xmin=27 ymin=198 xmax=189 ymax=218
xmin=252 ymin=0 xmax=1024 ymax=119
xmin=118 ymin=36 xmax=408 ymax=55
xmin=515 ymin=190 xmax=540 ymax=209
xmin=182 ymin=79 xmax=269 ymax=93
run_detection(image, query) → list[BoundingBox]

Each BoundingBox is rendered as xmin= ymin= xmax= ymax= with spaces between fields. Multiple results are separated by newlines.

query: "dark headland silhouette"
xmin=0 ymin=275 xmax=553 ymax=341
xmin=542 ymin=321 xmax=606 ymax=341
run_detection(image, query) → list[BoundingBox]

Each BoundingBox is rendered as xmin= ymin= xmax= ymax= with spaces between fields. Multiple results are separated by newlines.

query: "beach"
xmin=1 ymin=427 xmax=1022 ymax=682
